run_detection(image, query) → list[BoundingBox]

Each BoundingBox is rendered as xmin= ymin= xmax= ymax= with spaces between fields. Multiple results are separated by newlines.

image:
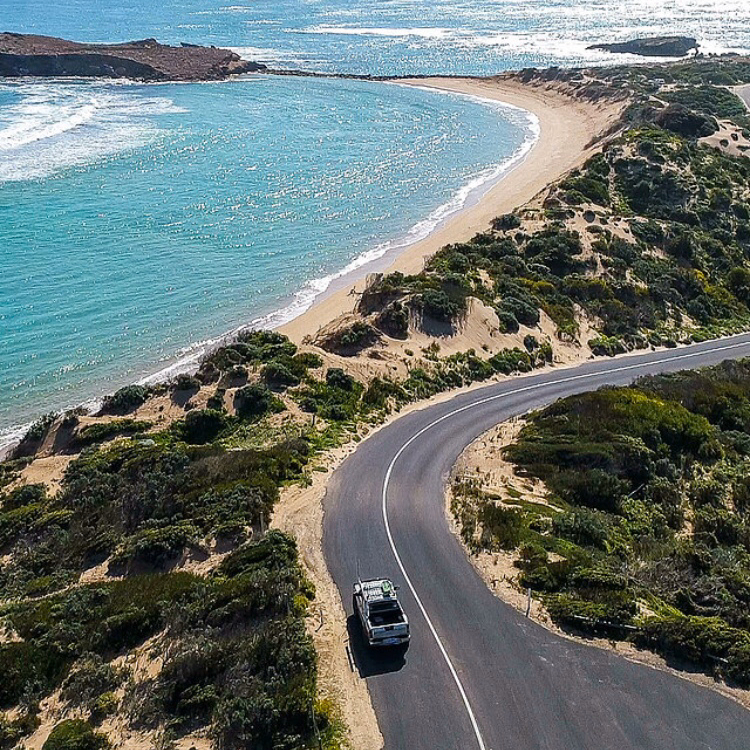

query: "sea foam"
xmin=0 ymin=83 xmax=184 ymax=182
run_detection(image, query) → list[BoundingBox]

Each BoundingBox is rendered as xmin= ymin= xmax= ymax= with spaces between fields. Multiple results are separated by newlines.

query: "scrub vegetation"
xmin=455 ymin=359 xmax=750 ymax=687
xmin=342 ymin=59 xmax=750 ymax=360
xmin=6 ymin=56 xmax=750 ymax=744
xmin=0 ymin=332 xmax=364 ymax=749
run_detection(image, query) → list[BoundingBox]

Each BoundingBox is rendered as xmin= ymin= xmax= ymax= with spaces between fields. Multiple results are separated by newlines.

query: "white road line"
xmin=380 ymin=336 xmax=750 ymax=750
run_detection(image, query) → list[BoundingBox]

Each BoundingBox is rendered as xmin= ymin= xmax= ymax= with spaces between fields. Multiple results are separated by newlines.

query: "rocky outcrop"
xmin=589 ymin=36 xmax=699 ymax=58
xmin=0 ymin=33 xmax=266 ymax=81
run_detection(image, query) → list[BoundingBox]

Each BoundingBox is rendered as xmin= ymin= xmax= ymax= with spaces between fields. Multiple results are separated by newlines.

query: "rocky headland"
xmin=589 ymin=35 xmax=699 ymax=57
xmin=0 ymin=32 xmax=266 ymax=81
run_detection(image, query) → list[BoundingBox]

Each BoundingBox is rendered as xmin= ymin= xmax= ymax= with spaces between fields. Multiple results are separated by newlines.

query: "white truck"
xmin=353 ymin=578 xmax=410 ymax=647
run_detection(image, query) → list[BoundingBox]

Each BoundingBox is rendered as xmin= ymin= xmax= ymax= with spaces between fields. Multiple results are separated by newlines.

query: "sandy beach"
xmin=280 ymin=75 xmax=624 ymax=343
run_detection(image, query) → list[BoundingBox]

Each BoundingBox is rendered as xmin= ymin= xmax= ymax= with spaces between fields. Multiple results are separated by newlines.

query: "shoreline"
xmin=279 ymin=75 xmax=624 ymax=342
xmin=0 ymin=80 xmax=535 ymax=455
xmin=0 ymin=74 xmax=623 ymax=456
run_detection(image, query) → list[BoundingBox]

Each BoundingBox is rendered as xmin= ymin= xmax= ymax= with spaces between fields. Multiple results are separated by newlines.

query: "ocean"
xmin=2 ymin=0 xmax=750 ymax=446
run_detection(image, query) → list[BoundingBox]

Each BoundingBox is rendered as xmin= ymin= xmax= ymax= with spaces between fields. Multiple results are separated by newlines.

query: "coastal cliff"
xmin=0 ymin=33 xmax=266 ymax=81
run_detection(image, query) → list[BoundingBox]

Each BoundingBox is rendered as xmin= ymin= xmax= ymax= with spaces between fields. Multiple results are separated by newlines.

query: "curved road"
xmin=323 ymin=333 xmax=750 ymax=750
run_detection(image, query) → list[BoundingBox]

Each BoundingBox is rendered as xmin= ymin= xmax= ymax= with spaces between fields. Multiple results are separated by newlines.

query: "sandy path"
xmin=280 ymin=75 xmax=624 ymax=343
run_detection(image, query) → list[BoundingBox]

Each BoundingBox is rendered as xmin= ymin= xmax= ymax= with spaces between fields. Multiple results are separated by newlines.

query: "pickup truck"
xmin=353 ymin=578 xmax=410 ymax=647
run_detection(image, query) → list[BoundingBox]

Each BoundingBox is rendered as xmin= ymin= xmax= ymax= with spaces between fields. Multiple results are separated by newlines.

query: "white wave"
xmin=0 ymin=420 xmax=34 ymax=458
xmin=0 ymin=83 xmax=185 ymax=182
xmin=697 ymin=38 xmax=750 ymax=56
xmin=230 ymin=45 xmax=323 ymax=68
xmin=231 ymin=45 xmax=288 ymax=61
xmin=0 ymin=99 xmax=97 ymax=151
xmin=297 ymin=25 xmax=453 ymax=40
xmin=0 ymin=81 xmax=539 ymax=450
xmin=292 ymin=23 xmax=750 ymax=64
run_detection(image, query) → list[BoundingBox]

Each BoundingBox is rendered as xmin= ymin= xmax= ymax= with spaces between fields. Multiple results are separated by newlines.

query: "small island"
xmin=0 ymin=32 xmax=267 ymax=81
xmin=589 ymin=35 xmax=699 ymax=58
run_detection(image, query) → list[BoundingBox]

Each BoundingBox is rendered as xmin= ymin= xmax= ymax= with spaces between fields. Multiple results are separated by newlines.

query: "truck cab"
xmin=353 ymin=578 xmax=410 ymax=647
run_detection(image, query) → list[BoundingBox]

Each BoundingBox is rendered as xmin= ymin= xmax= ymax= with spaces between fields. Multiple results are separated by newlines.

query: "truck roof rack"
xmin=360 ymin=578 xmax=397 ymax=603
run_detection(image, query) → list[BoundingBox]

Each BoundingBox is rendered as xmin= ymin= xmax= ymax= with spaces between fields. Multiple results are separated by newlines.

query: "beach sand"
xmin=280 ymin=75 xmax=624 ymax=343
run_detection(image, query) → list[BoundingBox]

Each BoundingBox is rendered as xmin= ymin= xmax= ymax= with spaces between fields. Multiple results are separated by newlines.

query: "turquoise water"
xmin=3 ymin=0 xmax=750 ymax=444
xmin=0 ymin=75 xmax=532 ymax=439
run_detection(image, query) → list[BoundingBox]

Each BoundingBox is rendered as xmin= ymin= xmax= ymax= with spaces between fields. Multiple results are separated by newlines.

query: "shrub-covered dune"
xmin=455 ymin=358 xmax=750 ymax=689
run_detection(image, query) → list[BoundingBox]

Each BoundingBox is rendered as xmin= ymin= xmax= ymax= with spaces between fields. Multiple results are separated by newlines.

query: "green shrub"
xmin=654 ymin=103 xmax=718 ymax=138
xmin=561 ymin=175 xmax=610 ymax=206
xmin=119 ymin=523 xmax=200 ymax=567
xmin=326 ymin=368 xmax=355 ymax=391
xmin=294 ymin=352 xmax=324 ymax=370
xmin=556 ymin=469 xmax=630 ymax=513
xmin=488 ymin=348 xmax=532 ymax=375
xmin=492 ymin=213 xmax=522 ymax=231
xmin=545 ymin=592 xmax=636 ymax=629
xmin=74 ymin=419 xmax=152 ymax=447
xmin=0 ymin=716 xmax=31 ymax=750
xmin=261 ymin=360 xmax=300 ymax=389
xmin=180 ymin=409 xmax=228 ymax=444
xmin=101 ymin=385 xmax=149 ymax=415
xmin=663 ymin=85 xmax=747 ymax=120
xmin=61 ymin=655 xmax=125 ymax=707
xmin=0 ymin=641 xmax=71 ymax=708
xmin=234 ymin=384 xmax=282 ymax=420
xmin=417 ymin=289 xmax=465 ymax=323
xmin=496 ymin=310 xmax=520 ymax=333
xmin=173 ymin=373 xmax=200 ymax=392
xmin=376 ymin=300 xmax=409 ymax=338
xmin=90 ymin=692 xmax=118 ymax=724
xmin=362 ymin=378 xmax=405 ymax=411
xmin=552 ymin=509 xmax=612 ymax=550
xmin=499 ymin=295 xmax=540 ymax=327
xmin=206 ymin=389 xmax=227 ymax=412
xmin=589 ymin=335 xmax=626 ymax=357
xmin=478 ymin=504 xmax=524 ymax=550
xmin=42 ymin=720 xmax=110 ymax=750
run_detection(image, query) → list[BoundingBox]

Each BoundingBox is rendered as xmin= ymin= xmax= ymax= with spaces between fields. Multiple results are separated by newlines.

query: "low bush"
xmin=261 ymin=360 xmax=300 ymax=389
xmin=100 ymin=385 xmax=149 ymax=415
xmin=589 ymin=335 xmax=627 ymax=357
xmin=654 ymin=103 xmax=718 ymax=138
xmin=74 ymin=419 xmax=152 ymax=448
xmin=417 ymin=289 xmax=464 ymax=323
xmin=488 ymin=348 xmax=532 ymax=375
xmin=376 ymin=300 xmax=410 ymax=338
xmin=61 ymin=655 xmax=126 ymax=707
xmin=492 ymin=213 xmax=522 ymax=231
xmin=42 ymin=720 xmax=109 ymax=750
xmin=173 ymin=373 xmax=201 ymax=392
xmin=180 ymin=409 xmax=228 ymax=444
xmin=319 ymin=321 xmax=380 ymax=355
xmin=234 ymin=384 xmax=282 ymax=420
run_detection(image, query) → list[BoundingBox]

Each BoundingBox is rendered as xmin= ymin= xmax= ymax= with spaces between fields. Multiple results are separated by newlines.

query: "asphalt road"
xmin=736 ymin=83 xmax=750 ymax=111
xmin=323 ymin=333 xmax=750 ymax=750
